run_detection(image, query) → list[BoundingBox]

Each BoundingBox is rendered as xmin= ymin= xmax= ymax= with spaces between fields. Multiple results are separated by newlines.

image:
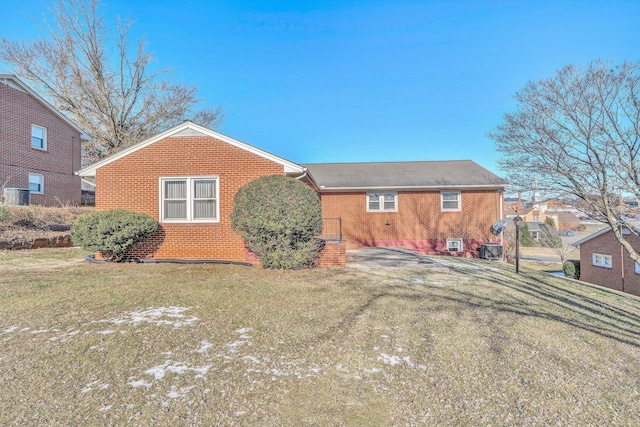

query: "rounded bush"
xmin=231 ymin=175 xmax=322 ymax=269
xmin=563 ymin=260 xmax=580 ymax=279
xmin=71 ymin=209 xmax=158 ymax=262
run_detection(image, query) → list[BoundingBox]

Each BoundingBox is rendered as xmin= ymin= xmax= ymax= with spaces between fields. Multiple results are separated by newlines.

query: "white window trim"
xmin=366 ymin=192 xmax=398 ymax=212
xmin=31 ymin=125 xmax=47 ymax=150
xmin=446 ymin=238 xmax=463 ymax=252
xmin=159 ymin=176 xmax=219 ymax=223
xmin=592 ymin=253 xmax=612 ymax=268
xmin=28 ymin=173 xmax=44 ymax=194
xmin=441 ymin=191 xmax=461 ymax=212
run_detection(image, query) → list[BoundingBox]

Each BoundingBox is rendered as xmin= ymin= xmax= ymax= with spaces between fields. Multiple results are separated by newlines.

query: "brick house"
xmin=0 ymin=75 xmax=88 ymax=206
xmin=78 ymin=121 xmax=507 ymax=264
xmin=303 ymin=161 xmax=507 ymax=256
xmin=574 ymin=226 xmax=640 ymax=297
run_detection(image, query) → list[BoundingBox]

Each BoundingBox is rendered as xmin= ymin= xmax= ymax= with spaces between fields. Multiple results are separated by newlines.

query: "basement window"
xmin=592 ymin=253 xmax=612 ymax=268
xmin=160 ymin=177 xmax=218 ymax=223
xmin=447 ymin=238 xmax=463 ymax=252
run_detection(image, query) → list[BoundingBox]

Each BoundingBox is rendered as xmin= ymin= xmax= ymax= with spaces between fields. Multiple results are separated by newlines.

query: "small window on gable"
xmin=28 ymin=174 xmax=44 ymax=194
xmin=32 ymin=125 xmax=47 ymax=150
xmin=160 ymin=177 xmax=218 ymax=222
xmin=447 ymin=238 xmax=463 ymax=252
xmin=367 ymin=192 xmax=397 ymax=212
xmin=441 ymin=191 xmax=461 ymax=211
xmin=592 ymin=253 xmax=612 ymax=268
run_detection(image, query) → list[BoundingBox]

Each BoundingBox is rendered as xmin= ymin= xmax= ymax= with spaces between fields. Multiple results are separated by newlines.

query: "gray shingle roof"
xmin=303 ymin=160 xmax=508 ymax=190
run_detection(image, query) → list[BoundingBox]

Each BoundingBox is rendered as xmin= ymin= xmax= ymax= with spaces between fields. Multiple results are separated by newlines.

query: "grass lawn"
xmin=1 ymin=249 xmax=640 ymax=426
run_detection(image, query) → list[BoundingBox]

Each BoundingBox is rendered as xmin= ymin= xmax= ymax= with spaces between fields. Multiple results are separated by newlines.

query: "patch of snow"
xmin=167 ymin=385 xmax=195 ymax=399
xmin=101 ymin=307 xmax=198 ymax=328
xmin=98 ymin=405 xmax=112 ymax=412
xmin=242 ymin=355 xmax=261 ymax=364
xmin=144 ymin=361 xmax=212 ymax=380
xmin=129 ymin=379 xmax=153 ymax=388
xmin=2 ymin=326 xmax=17 ymax=334
xmin=97 ymin=330 xmax=115 ymax=335
xmin=194 ymin=340 xmax=212 ymax=355
xmin=235 ymin=327 xmax=252 ymax=334
xmin=30 ymin=329 xmax=50 ymax=334
xmin=235 ymin=411 xmax=246 ymax=417
xmin=81 ymin=380 xmax=109 ymax=394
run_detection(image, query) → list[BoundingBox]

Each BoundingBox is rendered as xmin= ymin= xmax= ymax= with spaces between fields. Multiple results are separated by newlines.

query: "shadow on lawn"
xmin=322 ymin=263 xmax=640 ymax=349
xmin=433 ymin=263 xmax=640 ymax=348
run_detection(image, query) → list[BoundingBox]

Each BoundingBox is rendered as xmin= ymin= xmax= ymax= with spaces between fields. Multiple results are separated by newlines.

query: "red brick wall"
xmin=96 ymin=135 xmax=284 ymax=261
xmin=579 ymin=230 xmax=640 ymax=297
xmin=319 ymin=190 xmax=503 ymax=257
xmin=316 ymin=241 xmax=346 ymax=267
xmin=0 ymin=82 xmax=81 ymax=206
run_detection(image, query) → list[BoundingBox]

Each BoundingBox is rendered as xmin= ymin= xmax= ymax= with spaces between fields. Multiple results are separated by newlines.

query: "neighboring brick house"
xmin=573 ymin=226 xmax=640 ymax=297
xmin=303 ymin=161 xmax=507 ymax=256
xmin=0 ymin=75 xmax=88 ymax=206
xmin=78 ymin=121 xmax=507 ymax=264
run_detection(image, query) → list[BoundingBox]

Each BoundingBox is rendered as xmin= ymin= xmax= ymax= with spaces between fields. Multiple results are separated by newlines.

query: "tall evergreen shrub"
xmin=231 ymin=175 xmax=322 ymax=269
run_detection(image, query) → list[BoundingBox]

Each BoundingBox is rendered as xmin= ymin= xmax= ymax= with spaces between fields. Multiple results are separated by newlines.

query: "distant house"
xmin=0 ymin=75 xmax=89 ymax=206
xmin=77 ymin=121 xmax=508 ymax=264
xmin=573 ymin=226 xmax=640 ymax=297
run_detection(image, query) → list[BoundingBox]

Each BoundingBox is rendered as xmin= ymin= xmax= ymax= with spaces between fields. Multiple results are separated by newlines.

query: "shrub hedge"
xmin=71 ymin=209 xmax=157 ymax=262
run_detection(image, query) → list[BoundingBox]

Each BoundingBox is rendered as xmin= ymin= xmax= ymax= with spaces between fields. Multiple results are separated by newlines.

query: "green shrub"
xmin=519 ymin=222 xmax=536 ymax=247
xmin=71 ymin=209 xmax=157 ymax=261
xmin=563 ymin=260 xmax=580 ymax=279
xmin=231 ymin=175 xmax=322 ymax=269
xmin=0 ymin=207 xmax=10 ymax=223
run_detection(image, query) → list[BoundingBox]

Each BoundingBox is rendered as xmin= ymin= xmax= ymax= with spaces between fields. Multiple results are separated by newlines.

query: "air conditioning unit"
xmin=480 ymin=243 xmax=503 ymax=260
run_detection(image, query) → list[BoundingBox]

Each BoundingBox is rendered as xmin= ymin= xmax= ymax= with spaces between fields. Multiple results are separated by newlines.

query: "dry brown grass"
xmin=1 ymin=249 xmax=639 ymax=426
xmin=0 ymin=205 xmax=92 ymax=239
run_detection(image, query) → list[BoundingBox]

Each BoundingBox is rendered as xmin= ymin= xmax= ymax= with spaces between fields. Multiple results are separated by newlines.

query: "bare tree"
xmin=0 ymin=0 xmax=223 ymax=164
xmin=537 ymin=220 xmax=577 ymax=263
xmin=489 ymin=59 xmax=640 ymax=264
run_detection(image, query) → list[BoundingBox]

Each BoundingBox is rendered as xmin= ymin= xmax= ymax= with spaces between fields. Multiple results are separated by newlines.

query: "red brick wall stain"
xmin=0 ymin=82 xmax=81 ymax=205
xmin=96 ymin=135 xmax=284 ymax=261
xmin=319 ymin=190 xmax=503 ymax=257
xmin=579 ymin=230 xmax=640 ymax=297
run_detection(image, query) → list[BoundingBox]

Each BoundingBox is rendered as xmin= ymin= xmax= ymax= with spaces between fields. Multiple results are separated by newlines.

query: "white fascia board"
xmin=317 ymin=184 xmax=508 ymax=192
xmin=77 ymin=121 xmax=305 ymax=177
xmin=0 ymin=74 xmax=90 ymax=141
xmin=572 ymin=227 xmax=611 ymax=247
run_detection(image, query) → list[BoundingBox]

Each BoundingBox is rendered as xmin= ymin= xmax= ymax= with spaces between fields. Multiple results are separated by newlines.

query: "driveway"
xmin=346 ymin=247 xmax=447 ymax=270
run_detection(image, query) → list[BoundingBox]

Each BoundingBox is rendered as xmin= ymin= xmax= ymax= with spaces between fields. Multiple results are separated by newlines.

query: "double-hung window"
xmin=592 ymin=253 xmax=612 ymax=268
xmin=28 ymin=173 xmax=44 ymax=194
xmin=441 ymin=191 xmax=461 ymax=211
xmin=32 ymin=125 xmax=47 ymax=150
xmin=367 ymin=192 xmax=397 ymax=212
xmin=160 ymin=177 xmax=218 ymax=222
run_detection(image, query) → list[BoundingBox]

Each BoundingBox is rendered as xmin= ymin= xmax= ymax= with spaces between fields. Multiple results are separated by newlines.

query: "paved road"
xmin=346 ymin=247 xmax=447 ymax=270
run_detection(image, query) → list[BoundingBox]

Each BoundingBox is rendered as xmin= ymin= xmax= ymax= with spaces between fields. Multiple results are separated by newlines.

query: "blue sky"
xmin=2 ymin=0 xmax=639 ymax=174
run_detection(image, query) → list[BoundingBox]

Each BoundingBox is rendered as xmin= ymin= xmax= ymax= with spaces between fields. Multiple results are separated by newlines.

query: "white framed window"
xmin=446 ymin=238 xmax=463 ymax=252
xmin=592 ymin=253 xmax=612 ymax=268
xmin=635 ymin=262 xmax=640 ymax=274
xmin=31 ymin=125 xmax=47 ymax=150
xmin=28 ymin=173 xmax=44 ymax=194
xmin=441 ymin=191 xmax=461 ymax=211
xmin=367 ymin=192 xmax=397 ymax=212
xmin=160 ymin=177 xmax=218 ymax=223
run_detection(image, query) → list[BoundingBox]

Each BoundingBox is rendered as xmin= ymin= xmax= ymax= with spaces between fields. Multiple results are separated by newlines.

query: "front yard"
xmin=1 ymin=249 xmax=639 ymax=425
